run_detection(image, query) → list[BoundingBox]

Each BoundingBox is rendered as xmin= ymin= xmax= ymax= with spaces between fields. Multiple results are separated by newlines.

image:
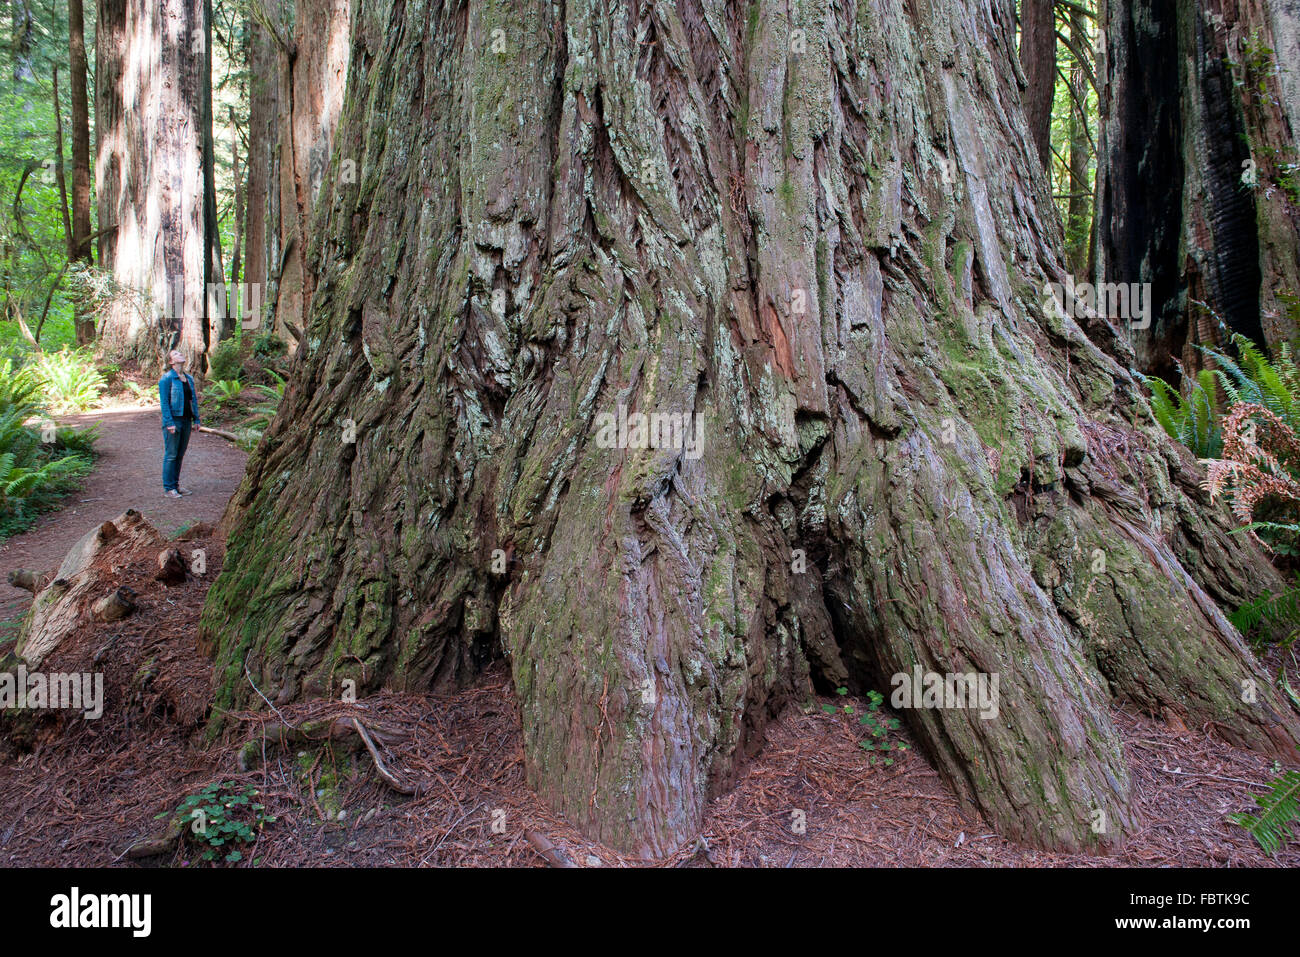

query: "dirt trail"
xmin=0 ymin=405 xmax=247 ymax=620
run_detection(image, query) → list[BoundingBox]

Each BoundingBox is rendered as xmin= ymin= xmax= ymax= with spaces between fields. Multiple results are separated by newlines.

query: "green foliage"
xmin=821 ymin=687 xmax=909 ymax=767
xmin=163 ymin=780 xmax=276 ymax=865
xmin=1143 ymin=333 xmax=1300 ymax=460
xmin=208 ymin=337 xmax=244 ymax=382
xmin=1207 ymin=334 xmax=1300 ymax=427
xmin=28 ymin=348 xmax=105 ymax=413
xmin=123 ymin=380 xmax=152 ymax=404
xmin=1230 ymin=763 xmax=1300 ymax=856
xmin=251 ymin=330 xmax=286 ymax=361
xmin=1230 ymin=30 xmax=1281 ymax=105
xmin=209 ymin=379 xmax=244 ymax=406
xmin=236 ymin=370 xmax=285 ymax=450
xmin=1230 ymin=574 xmax=1300 ymax=650
xmin=1045 ymin=4 xmax=1098 ymax=272
xmin=54 ymin=423 xmax=100 ymax=456
xmin=854 ymin=689 xmax=908 ymax=766
xmin=0 ymin=360 xmax=96 ymax=537
xmin=1142 ymin=368 xmax=1222 ymax=458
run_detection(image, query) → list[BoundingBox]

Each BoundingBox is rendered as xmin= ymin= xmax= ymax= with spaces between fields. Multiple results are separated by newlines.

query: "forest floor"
xmin=0 ymin=407 xmax=1297 ymax=867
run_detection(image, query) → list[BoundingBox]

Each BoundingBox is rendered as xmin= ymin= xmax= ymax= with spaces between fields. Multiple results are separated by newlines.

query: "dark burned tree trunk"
xmin=200 ymin=0 xmax=226 ymax=353
xmin=1096 ymin=0 xmax=1300 ymax=378
xmin=95 ymin=0 xmax=221 ymax=371
xmin=1019 ymin=0 xmax=1057 ymax=170
xmin=202 ymin=0 xmax=1300 ymax=858
xmin=68 ymin=0 xmax=96 ymax=345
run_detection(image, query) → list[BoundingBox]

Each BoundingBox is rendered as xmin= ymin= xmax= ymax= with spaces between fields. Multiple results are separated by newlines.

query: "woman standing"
xmin=159 ymin=350 xmax=200 ymax=498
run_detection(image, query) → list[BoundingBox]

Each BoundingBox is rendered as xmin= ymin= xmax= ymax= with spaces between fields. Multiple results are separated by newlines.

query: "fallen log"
xmin=16 ymin=510 xmax=164 ymax=668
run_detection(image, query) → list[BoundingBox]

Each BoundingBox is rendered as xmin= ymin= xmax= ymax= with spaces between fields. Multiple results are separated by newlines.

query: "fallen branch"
xmin=351 ymin=717 xmax=418 ymax=795
xmin=199 ymin=425 xmax=240 ymax=442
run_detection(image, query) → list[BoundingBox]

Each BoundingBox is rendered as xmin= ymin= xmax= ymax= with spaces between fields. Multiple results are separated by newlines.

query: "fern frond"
xmin=1230 ymin=768 xmax=1300 ymax=855
xmin=1229 ymin=576 xmax=1300 ymax=632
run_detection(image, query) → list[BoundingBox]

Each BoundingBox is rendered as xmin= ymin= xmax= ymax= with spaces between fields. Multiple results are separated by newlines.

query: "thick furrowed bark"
xmin=203 ymin=0 xmax=1300 ymax=858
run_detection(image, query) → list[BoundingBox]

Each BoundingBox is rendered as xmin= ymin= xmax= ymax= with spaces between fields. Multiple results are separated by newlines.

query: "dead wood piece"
xmin=198 ymin=426 xmax=239 ymax=442
xmin=173 ymin=521 xmax=214 ymax=541
xmin=236 ymin=715 xmax=398 ymax=770
xmin=6 ymin=569 xmax=49 ymax=594
xmin=124 ymin=815 xmax=184 ymax=859
xmin=525 ymin=829 xmax=577 ymax=868
xmin=154 ymin=548 xmax=188 ymax=585
xmin=91 ymin=586 xmax=137 ymax=622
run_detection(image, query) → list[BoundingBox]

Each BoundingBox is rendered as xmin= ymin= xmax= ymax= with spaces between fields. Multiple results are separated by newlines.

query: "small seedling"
xmin=857 ymin=690 xmax=909 ymax=766
xmin=161 ymin=780 xmax=276 ymax=864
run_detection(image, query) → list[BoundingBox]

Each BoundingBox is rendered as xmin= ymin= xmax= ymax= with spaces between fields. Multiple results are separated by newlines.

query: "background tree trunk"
xmin=1020 ymin=0 xmax=1057 ymax=170
xmin=95 ymin=0 xmax=220 ymax=372
xmin=68 ymin=0 xmax=96 ymax=345
xmin=263 ymin=0 xmax=352 ymax=343
xmin=1096 ymin=0 xmax=1300 ymax=379
xmin=202 ymin=0 xmax=1300 ymax=858
xmin=231 ymin=116 xmax=244 ymax=293
xmin=1065 ymin=8 xmax=1092 ymax=277
xmin=10 ymin=0 xmax=34 ymax=83
xmin=243 ymin=14 xmax=281 ymax=333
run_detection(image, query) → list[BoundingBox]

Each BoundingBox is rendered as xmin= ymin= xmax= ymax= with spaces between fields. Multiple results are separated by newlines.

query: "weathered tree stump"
xmin=16 ymin=510 xmax=163 ymax=668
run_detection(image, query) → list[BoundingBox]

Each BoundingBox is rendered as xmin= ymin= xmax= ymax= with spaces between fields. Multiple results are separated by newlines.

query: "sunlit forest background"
xmin=0 ymin=0 xmax=249 ymax=350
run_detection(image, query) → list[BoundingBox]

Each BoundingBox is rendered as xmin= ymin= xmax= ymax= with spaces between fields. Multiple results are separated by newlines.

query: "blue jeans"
xmin=163 ymin=419 xmax=192 ymax=491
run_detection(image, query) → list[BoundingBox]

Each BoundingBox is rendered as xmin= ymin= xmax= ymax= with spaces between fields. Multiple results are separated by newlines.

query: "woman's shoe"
xmin=178 ymin=487 xmax=193 ymax=495
xmin=165 ymin=489 xmax=182 ymax=498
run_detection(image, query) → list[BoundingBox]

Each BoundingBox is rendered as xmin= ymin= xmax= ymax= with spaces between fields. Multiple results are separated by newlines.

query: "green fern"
xmin=1143 ymin=333 xmax=1300 ymax=458
xmin=1230 ymin=766 xmax=1300 ymax=855
xmin=209 ymin=379 xmax=244 ymax=406
xmin=1203 ymin=334 xmax=1300 ymax=428
xmin=1141 ymin=368 xmax=1223 ymax=457
xmin=0 ymin=358 xmax=97 ymax=537
xmin=1229 ymin=573 xmax=1300 ymax=644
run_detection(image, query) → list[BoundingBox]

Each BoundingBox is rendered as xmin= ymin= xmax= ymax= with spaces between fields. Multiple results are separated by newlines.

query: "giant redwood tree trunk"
xmin=201 ymin=0 xmax=1300 ymax=858
xmin=95 ymin=0 xmax=221 ymax=370
xmin=1096 ymin=0 xmax=1300 ymax=378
